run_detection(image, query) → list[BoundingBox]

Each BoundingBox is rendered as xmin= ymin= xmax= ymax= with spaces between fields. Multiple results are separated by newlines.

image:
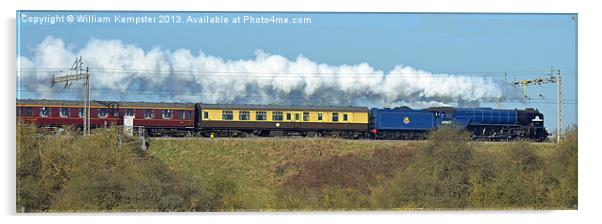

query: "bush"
xmin=467 ymin=142 xmax=548 ymax=208
xmin=546 ymin=127 xmax=578 ymax=208
xmin=385 ymin=127 xmax=473 ymax=209
xmin=16 ymin=125 xmax=210 ymax=212
xmin=466 ymin=131 xmax=578 ymax=209
xmin=277 ymin=147 xmax=414 ymax=210
xmin=16 ymin=124 xmax=48 ymax=212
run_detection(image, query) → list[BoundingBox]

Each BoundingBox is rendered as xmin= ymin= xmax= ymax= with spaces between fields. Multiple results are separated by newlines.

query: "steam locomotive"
xmin=16 ymin=99 xmax=548 ymax=141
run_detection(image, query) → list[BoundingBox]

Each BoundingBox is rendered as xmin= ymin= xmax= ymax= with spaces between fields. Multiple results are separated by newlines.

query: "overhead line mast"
xmin=511 ymin=67 xmax=562 ymax=143
xmin=51 ymin=56 xmax=91 ymax=135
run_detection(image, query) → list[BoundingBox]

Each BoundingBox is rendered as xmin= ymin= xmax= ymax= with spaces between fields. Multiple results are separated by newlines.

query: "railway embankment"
xmin=17 ymin=125 xmax=577 ymax=211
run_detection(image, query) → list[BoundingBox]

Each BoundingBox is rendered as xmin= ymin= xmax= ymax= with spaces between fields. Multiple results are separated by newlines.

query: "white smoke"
xmin=17 ymin=36 xmax=508 ymax=108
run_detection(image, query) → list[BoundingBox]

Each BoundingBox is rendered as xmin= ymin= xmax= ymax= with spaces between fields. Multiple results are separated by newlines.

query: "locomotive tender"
xmin=16 ymin=99 xmax=548 ymax=141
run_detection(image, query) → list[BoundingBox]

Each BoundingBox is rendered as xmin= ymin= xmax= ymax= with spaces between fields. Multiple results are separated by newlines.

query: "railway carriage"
xmin=16 ymin=99 xmax=195 ymax=136
xmin=195 ymin=103 xmax=369 ymax=138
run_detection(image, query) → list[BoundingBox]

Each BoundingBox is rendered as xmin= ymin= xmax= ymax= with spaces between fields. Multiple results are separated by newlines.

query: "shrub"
xmin=385 ymin=127 xmax=473 ymax=209
xmin=546 ymin=127 xmax=578 ymax=208
xmin=16 ymin=125 xmax=210 ymax=212
xmin=467 ymin=142 xmax=547 ymax=208
xmin=16 ymin=124 xmax=49 ymax=212
xmin=278 ymin=147 xmax=414 ymax=210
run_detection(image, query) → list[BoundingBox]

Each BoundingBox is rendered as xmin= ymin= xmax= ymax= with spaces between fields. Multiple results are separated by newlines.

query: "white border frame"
xmin=3 ymin=1 xmax=599 ymax=224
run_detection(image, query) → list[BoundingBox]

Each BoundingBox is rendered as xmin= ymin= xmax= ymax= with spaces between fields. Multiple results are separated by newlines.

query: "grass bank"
xmin=17 ymin=125 xmax=577 ymax=212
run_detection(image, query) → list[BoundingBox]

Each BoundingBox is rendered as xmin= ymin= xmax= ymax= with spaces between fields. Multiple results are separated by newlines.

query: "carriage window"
xmin=184 ymin=111 xmax=192 ymax=120
xmin=144 ymin=109 xmax=153 ymax=119
xmin=203 ymin=111 xmax=209 ymax=119
xmin=162 ymin=110 xmax=172 ymax=119
xmin=294 ymin=113 xmax=300 ymax=121
xmin=79 ymin=108 xmax=85 ymax=118
xmin=239 ymin=111 xmax=250 ymax=120
xmin=60 ymin=108 xmax=69 ymax=117
xmin=23 ymin=107 xmax=33 ymax=116
xmin=222 ymin=110 xmax=233 ymax=120
xmin=125 ymin=109 xmax=134 ymax=116
xmin=256 ymin=111 xmax=267 ymax=120
xmin=40 ymin=107 xmax=50 ymax=117
xmin=112 ymin=110 xmax=120 ymax=117
xmin=98 ymin=109 xmax=107 ymax=118
xmin=179 ymin=110 xmax=191 ymax=120
xmin=343 ymin=114 xmax=348 ymax=121
xmin=286 ymin=113 xmax=291 ymax=120
xmin=332 ymin=113 xmax=339 ymax=122
xmin=317 ymin=113 xmax=323 ymax=121
xmin=272 ymin=111 xmax=283 ymax=121
xmin=303 ymin=112 xmax=309 ymax=121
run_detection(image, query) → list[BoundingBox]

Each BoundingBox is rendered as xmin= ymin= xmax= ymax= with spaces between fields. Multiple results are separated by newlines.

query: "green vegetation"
xmin=17 ymin=125 xmax=209 ymax=212
xmin=17 ymin=125 xmax=577 ymax=212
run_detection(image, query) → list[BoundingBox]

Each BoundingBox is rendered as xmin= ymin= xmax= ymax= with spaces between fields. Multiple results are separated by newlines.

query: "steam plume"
xmin=18 ymin=36 xmax=508 ymax=108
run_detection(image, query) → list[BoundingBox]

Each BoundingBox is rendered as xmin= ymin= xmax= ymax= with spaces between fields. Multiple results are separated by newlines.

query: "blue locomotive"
xmin=369 ymin=107 xmax=548 ymax=141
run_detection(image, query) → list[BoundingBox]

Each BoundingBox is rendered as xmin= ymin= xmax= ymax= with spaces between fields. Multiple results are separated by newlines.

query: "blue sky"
xmin=16 ymin=11 xmax=577 ymax=132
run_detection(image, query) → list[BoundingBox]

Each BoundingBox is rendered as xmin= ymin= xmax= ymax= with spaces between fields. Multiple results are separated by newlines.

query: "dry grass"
xmin=149 ymin=138 xmax=418 ymax=210
xmin=17 ymin=123 xmax=576 ymax=211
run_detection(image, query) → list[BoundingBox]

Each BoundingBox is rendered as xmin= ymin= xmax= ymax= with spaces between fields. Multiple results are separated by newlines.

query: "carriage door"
xmin=294 ymin=112 xmax=301 ymax=129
